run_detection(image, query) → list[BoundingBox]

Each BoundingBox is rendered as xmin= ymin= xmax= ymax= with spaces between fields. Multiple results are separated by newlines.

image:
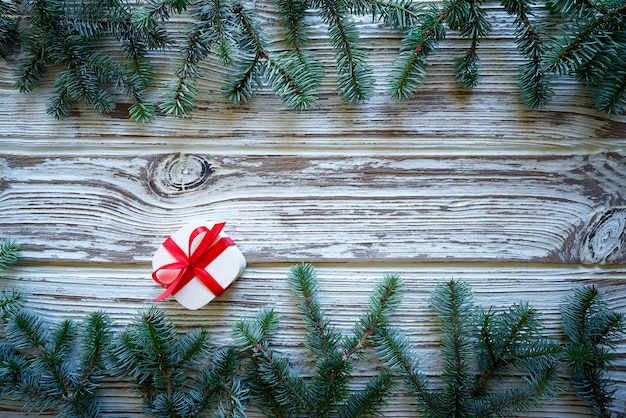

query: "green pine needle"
xmin=561 ymin=285 xmax=625 ymax=418
xmin=0 ymin=238 xmax=21 ymax=271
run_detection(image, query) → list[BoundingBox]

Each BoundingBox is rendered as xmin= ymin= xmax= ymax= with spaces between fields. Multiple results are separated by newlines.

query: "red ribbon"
xmin=152 ymin=222 xmax=235 ymax=301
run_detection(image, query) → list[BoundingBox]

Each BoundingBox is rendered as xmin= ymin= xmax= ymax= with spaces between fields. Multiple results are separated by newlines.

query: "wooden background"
xmin=1 ymin=2 xmax=625 ymax=416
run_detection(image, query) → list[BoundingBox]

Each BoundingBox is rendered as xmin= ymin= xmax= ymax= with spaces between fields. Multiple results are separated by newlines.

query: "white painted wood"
xmin=0 ymin=1 xmax=624 ymax=416
xmin=0 ymin=265 xmax=624 ymax=416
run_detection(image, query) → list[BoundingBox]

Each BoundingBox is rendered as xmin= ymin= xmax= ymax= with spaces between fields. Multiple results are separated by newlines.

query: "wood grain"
xmin=1 ymin=152 xmax=625 ymax=265
xmin=0 ymin=264 xmax=624 ymax=417
xmin=0 ymin=4 xmax=625 ymax=145
xmin=0 ymin=1 xmax=625 ymax=416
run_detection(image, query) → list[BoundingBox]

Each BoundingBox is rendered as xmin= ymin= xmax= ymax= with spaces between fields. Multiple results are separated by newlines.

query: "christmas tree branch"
xmin=315 ymin=0 xmax=374 ymax=103
xmin=561 ymin=285 xmax=625 ymax=418
xmin=0 ymin=238 xmax=21 ymax=271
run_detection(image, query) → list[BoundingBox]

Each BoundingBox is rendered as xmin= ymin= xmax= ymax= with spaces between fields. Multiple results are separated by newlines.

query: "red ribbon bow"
xmin=152 ymin=222 xmax=235 ymax=301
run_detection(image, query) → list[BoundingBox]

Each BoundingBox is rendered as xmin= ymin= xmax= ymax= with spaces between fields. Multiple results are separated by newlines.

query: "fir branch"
xmin=473 ymin=303 xmax=563 ymax=407
xmin=337 ymin=370 xmax=395 ymax=418
xmin=377 ymin=326 xmax=444 ymax=418
xmin=377 ymin=279 xmax=561 ymax=418
xmin=314 ymin=0 xmax=375 ymax=103
xmin=432 ymin=280 xmax=475 ymax=418
xmin=108 ymin=306 xmax=230 ymax=417
xmin=596 ymin=63 xmax=626 ymax=115
xmin=0 ymin=289 xmax=25 ymax=319
xmin=499 ymin=0 xmax=551 ymax=107
xmin=161 ymin=0 xmax=239 ymax=118
xmin=0 ymin=238 xmax=21 ymax=271
xmin=0 ymin=289 xmax=112 ymax=418
xmin=287 ymin=263 xmax=346 ymax=416
xmin=287 ymin=263 xmax=342 ymax=360
xmin=561 ymin=285 xmax=625 ymax=418
xmin=0 ymin=1 xmax=17 ymax=59
xmin=388 ymin=4 xmax=447 ymax=100
xmin=342 ymin=274 xmax=403 ymax=361
xmin=275 ymin=0 xmax=310 ymax=53
xmin=233 ymin=308 xmax=314 ymax=416
xmin=474 ymin=365 xmax=560 ymax=418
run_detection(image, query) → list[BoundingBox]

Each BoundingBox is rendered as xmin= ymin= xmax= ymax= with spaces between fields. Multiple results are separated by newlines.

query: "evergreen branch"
xmin=161 ymin=0 xmax=238 ymax=118
xmin=545 ymin=4 xmax=626 ymax=77
xmin=596 ymin=65 xmax=626 ymax=115
xmin=451 ymin=0 xmax=491 ymax=88
xmin=0 ymin=238 xmax=21 ymax=271
xmin=388 ymin=4 xmax=447 ymax=100
xmin=287 ymin=263 xmax=341 ymax=359
xmin=0 ymin=1 xmax=18 ymax=59
xmin=0 ymin=288 xmax=111 ymax=418
xmin=0 ymin=289 xmax=25 ymax=319
xmin=233 ymin=309 xmax=314 ymax=416
xmin=287 ymin=263 xmax=345 ymax=415
xmin=275 ymin=0 xmax=310 ymax=52
xmin=193 ymin=347 xmax=248 ymax=417
xmin=342 ymin=274 xmax=403 ymax=361
xmin=80 ymin=311 xmax=112 ymax=384
xmin=315 ymin=0 xmax=374 ymax=103
xmin=6 ymin=309 xmax=51 ymax=350
xmin=15 ymin=40 xmax=49 ymax=93
xmin=337 ymin=370 xmax=395 ymax=418
xmin=263 ymin=52 xmax=320 ymax=110
xmin=474 ymin=303 xmax=562 ymax=396
xmin=432 ymin=280 xmax=474 ymax=418
xmin=561 ymin=285 xmax=625 ymax=418
xmin=474 ymin=365 xmax=560 ymax=418
xmin=377 ymin=326 xmax=444 ymax=418
xmin=348 ymin=0 xmax=422 ymax=28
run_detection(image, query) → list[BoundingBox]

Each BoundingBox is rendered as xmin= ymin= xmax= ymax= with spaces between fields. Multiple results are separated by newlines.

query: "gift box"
xmin=152 ymin=221 xmax=246 ymax=310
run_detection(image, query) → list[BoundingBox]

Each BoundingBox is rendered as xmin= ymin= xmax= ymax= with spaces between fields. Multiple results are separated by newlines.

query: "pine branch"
xmin=0 ymin=238 xmax=21 ymax=271
xmin=0 ymin=1 xmax=17 ymax=59
xmin=432 ymin=280 xmax=475 ymax=418
xmin=161 ymin=0 xmax=239 ymax=118
xmin=287 ymin=263 xmax=346 ymax=415
xmin=474 ymin=365 xmax=560 ymax=418
xmin=337 ymin=370 xmax=395 ymax=418
xmin=342 ymin=274 xmax=403 ymax=361
xmin=543 ymin=0 xmax=626 ymax=113
xmin=0 ymin=290 xmax=111 ymax=418
xmin=315 ymin=0 xmax=375 ymax=103
xmin=561 ymin=285 xmax=625 ymax=418
xmin=288 ymin=263 xmax=342 ymax=360
xmin=233 ymin=308 xmax=314 ymax=416
xmin=376 ymin=279 xmax=561 ymax=418
xmin=349 ymin=0 xmax=422 ymax=29
xmin=448 ymin=0 xmax=491 ymax=88
xmin=388 ymin=4 xmax=447 ymax=100
xmin=377 ymin=326 xmax=444 ymax=418
xmin=108 ymin=306 xmax=220 ymax=416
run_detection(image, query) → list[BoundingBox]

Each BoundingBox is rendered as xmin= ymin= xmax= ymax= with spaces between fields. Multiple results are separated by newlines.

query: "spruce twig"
xmin=0 ymin=290 xmax=112 ymax=417
xmin=107 ymin=306 xmax=237 ymax=418
xmin=0 ymin=238 xmax=21 ymax=271
xmin=378 ymin=279 xmax=562 ymax=418
xmin=561 ymin=285 xmax=625 ymax=418
xmin=3 ymin=0 xmax=626 ymax=118
xmin=233 ymin=263 xmax=401 ymax=417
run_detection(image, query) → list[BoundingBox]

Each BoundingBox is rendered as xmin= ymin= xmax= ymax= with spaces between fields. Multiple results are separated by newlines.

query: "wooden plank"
xmin=1 ymin=152 xmax=625 ymax=264
xmin=0 ymin=264 xmax=624 ymax=417
xmin=0 ymin=5 xmax=624 ymax=144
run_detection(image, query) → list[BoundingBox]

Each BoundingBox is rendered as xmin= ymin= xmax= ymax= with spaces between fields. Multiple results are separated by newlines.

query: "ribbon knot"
xmin=152 ymin=222 xmax=235 ymax=301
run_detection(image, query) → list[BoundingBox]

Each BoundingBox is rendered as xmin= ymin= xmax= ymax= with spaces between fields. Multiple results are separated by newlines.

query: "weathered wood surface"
xmin=1 ymin=153 xmax=625 ymax=265
xmin=1 ymin=1 xmax=626 ymax=416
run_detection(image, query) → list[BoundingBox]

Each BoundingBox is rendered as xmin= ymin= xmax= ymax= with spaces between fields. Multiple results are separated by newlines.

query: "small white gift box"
xmin=152 ymin=221 xmax=246 ymax=310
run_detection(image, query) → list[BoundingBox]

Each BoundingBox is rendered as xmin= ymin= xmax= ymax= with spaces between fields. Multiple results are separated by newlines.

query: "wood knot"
xmin=150 ymin=154 xmax=213 ymax=196
xmin=581 ymin=208 xmax=626 ymax=265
